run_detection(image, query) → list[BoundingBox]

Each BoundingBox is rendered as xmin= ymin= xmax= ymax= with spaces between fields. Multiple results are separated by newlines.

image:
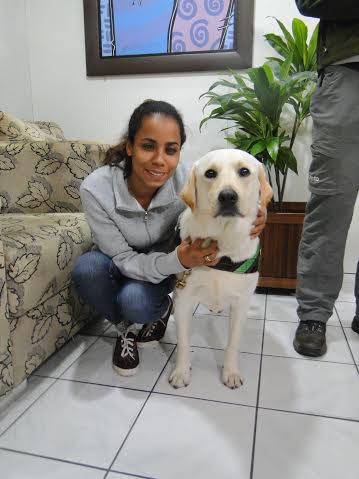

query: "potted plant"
xmin=200 ymin=18 xmax=318 ymax=288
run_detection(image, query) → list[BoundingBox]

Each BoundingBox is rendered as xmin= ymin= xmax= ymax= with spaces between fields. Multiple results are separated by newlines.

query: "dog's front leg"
xmin=222 ymin=299 xmax=250 ymax=389
xmin=169 ymin=294 xmax=195 ymax=388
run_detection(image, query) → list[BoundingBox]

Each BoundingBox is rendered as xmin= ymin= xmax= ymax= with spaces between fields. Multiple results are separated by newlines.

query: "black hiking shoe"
xmin=352 ymin=315 xmax=359 ymax=334
xmin=293 ymin=320 xmax=327 ymax=357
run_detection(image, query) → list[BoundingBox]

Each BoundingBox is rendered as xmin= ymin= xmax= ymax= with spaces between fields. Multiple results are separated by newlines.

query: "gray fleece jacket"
xmin=80 ymin=163 xmax=189 ymax=283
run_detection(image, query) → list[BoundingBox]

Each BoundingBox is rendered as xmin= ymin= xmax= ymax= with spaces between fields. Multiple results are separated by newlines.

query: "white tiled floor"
xmin=0 ymin=275 xmax=358 ymax=479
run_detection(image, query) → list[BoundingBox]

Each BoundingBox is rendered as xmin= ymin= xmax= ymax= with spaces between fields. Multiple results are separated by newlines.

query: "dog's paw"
xmin=169 ymin=368 xmax=191 ymax=388
xmin=222 ymin=368 xmax=244 ymax=389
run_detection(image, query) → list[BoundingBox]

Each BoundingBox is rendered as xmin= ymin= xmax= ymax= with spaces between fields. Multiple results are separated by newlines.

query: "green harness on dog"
xmin=210 ymin=244 xmax=261 ymax=274
xmin=175 ymin=244 xmax=260 ymax=289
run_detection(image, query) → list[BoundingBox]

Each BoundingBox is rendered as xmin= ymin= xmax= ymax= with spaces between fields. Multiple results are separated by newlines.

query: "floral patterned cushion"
xmin=0 ymin=140 xmax=107 ymax=214
xmin=1 ymin=282 xmax=97 ymax=393
xmin=0 ymin=111 xmax=64 ymax=142
xmin=1 ymin=213 xmax=93 ymax=318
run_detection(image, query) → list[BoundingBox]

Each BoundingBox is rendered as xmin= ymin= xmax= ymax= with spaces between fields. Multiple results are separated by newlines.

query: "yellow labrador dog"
xmin=170 ymin=149 xmax=272 ymax=389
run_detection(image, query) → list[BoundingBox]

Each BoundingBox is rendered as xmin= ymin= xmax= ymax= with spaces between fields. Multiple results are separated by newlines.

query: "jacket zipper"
xmin=144 ymin=210 xmax=152 ymax=244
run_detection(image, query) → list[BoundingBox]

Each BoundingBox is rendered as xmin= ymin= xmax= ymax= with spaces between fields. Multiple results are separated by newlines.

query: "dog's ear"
xmin=180 ymin=165 xmax=197 ymax=210
xmin=258 ymin=164 xmax=273 ymax=208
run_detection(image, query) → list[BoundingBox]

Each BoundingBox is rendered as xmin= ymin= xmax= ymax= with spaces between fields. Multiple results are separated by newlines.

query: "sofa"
xmin=0 ymin=111 xmax=107 ymax=399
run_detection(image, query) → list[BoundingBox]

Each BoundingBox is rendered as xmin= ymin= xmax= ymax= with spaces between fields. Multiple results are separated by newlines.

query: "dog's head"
xmin=180 ymin=149 xmax=273 ymax=218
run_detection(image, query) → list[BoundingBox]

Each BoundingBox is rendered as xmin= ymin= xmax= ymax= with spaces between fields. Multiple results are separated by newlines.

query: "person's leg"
xmin=73 ymin=252 xmax=175 ymax=374
xmin=72 ymin=250 xmax=122 ymax=324
xmin=296 ymin=191 xmax=357 ymax=323
xmin=295 ymin=190 xmax=358 ymax=356
xmin=294 ymin=64 xmax=359 ymax=356
xmin=112 ymin=274 xmax=175 ymax=375
xmin=116 ymin=275 xmax=175 ymax=325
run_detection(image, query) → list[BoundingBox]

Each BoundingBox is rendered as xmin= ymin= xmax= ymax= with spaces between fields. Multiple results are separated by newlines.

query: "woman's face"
xmin=126 ymin=114 xmax=181 ymax=193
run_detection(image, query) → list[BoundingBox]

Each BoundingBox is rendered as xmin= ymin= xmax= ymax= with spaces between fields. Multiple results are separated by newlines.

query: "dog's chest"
xmin=180 ymin=211 xmax=256 ymax=262
xmin=183 ymin=268 xmax=258 ymax=314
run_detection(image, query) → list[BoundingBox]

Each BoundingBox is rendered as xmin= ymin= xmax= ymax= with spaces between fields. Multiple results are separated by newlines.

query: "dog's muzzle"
xmin=216 ymin=188 xmax=239 ymax=217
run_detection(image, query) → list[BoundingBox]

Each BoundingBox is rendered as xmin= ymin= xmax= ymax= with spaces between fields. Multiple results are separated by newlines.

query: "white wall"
xmin=0 ymin=0 xmax=33 ymax=118
xmin=1 ymin=0 xmax=358 ymax=273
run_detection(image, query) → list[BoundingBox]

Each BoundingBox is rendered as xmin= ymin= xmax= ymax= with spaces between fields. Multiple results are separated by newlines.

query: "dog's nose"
xmin=218 ymin=189 xmax=238 ymax=205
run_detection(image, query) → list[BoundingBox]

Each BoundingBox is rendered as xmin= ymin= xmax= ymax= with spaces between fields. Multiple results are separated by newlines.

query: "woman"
xmin=72 ymin=99 xmax=266 ymax=376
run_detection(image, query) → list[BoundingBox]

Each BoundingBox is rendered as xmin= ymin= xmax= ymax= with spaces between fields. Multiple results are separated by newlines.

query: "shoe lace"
xmin=120 ymin=335 xmax=136 ymax=359
xmin=142 ymin=318 xmax=166 ymax=338
xmin=142 ymin=323 xmax=157 ymax=338
xmin=303 ymin=321 xmax=325 ymax=333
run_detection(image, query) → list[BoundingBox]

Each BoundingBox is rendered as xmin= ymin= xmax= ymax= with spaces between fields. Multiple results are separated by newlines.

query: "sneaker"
xmin=293 ymin=320 xmax=327 ymax=357
xmin=352 ymin=315 xmax=359 ymax=334
xmin=113 ymin=330 xmax=139 ymax=376
xmin=137 ymin=296 xmax=173 ymax=347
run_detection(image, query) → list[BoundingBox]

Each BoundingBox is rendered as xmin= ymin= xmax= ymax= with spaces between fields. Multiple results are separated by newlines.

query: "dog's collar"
xmin=209 ymin=244 xmax=261 ymax=274
xmin=176 ymin=244 xmax=260 ymax=289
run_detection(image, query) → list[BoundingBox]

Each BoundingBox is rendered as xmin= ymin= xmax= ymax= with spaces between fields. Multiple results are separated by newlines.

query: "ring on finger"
xmin=204 ymin=255 xmax=212 ymax=263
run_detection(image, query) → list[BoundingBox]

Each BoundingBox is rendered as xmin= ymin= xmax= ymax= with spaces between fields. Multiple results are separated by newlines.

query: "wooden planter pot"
xmin=258 ymin=202 xmax=306 ymax=289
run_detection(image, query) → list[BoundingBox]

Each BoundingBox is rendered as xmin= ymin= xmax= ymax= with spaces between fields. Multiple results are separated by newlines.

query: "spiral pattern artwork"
xmin=190 ymin=19 xmax=209 ymax=48
xmin=98 ymin=0 xmax=235 ymax=56
xmin=171 ymin=0 xmax=233 ymax=53
xmin=172 ymin=32 xmax=187 ymax=52
xmin=177 ymin=0 xmax=198 ymax=20
xmin=204 ymin=0 xmax=225 ymax=16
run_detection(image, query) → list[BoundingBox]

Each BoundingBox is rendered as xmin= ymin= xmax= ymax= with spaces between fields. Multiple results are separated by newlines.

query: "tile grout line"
xmin=103 ymin=345 xmax=177 ymax=478
xmin=0 ymin=446 xmax=108 ymax=472
xmin=261 ymin=353 xmax=355 ymax=366
xmin=103 ymin=468 xmax=157 ymax=479
xmin=37 ymin=376 xmax=153 ymax=394
xmin=151 ymin=390 xmax=257 ymax=409
xmin=0 ymin=334 xmax=102 ymax=439
xmin=249 ymin=292 xmax=268 ymax=479
xmin=265 ymin=318 xmax=343 ymax=327
xmin=257 ymin=405 xmax=359 ymax=424
xmin=31 ymin=374 xmax=258 ymax=409
xmin=335 ymin=305 xmax=359 ymax=375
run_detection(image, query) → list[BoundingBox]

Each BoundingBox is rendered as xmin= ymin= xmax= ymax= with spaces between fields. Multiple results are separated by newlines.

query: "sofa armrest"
xmin=34 ymin=121 xmax=65 ymax=141
xmin=0 ymin=140 xmax=108 ymax=214
xmin=0 ymin=237 xmax=14 ymax=397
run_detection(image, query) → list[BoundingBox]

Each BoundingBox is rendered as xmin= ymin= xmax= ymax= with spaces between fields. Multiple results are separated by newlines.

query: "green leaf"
xmin=264 ymin=33 xmax=289 ymax=58
xmin=274 ymin=18 xmax=295 ymax=52
xmin=278 ymin=53 xmax=293 ymax=80
xmin=250 ymin=140 xmax=267 ymax=156
xmin=307 ymin=24 xmax=319 ymax=70
xmin=266 ymin=137 xmax=280 ymax=161
xmin=249 ymin=66 xmax=282 ymax=125
xmin=207 ymin=79 xmax=238 ymax=92
xmin=277 ymin=147 xmax=298 ymax=174
xmin=226 ymin=136 xmax=254 ymax=152
xmin=292 ymin=18 xmax=308 ymax=68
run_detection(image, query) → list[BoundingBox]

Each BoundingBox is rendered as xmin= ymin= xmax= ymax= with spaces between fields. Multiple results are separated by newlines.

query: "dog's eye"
xmin=204 ymin=169 xmax=217 ymax=179
xmin=238 ymin=168 xmax=250 ymax=177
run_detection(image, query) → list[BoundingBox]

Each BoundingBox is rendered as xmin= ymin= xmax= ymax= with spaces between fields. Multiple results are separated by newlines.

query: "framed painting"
xmin=83 ymin=0 xmax=254 ymax=75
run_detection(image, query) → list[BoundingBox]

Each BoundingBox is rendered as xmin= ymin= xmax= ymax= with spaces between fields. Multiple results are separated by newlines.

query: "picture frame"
xmin=83 ymin=0 xmax=254 ymax=76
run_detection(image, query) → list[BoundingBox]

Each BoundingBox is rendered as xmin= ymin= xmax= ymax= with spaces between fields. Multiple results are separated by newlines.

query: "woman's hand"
xmin=250 ymin=206 xmax=268 ymax=239
xmin=177 ymin=238 xmax=219 ymax=269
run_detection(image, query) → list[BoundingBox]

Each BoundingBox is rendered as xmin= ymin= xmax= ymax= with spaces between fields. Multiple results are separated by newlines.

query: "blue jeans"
xmin=72 ymin=251 xmax=175 ymax=325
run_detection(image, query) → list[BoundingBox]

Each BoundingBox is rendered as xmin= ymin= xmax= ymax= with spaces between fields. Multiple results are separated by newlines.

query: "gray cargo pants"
xmin=296 ymin=64 xmax=359 ymax=323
